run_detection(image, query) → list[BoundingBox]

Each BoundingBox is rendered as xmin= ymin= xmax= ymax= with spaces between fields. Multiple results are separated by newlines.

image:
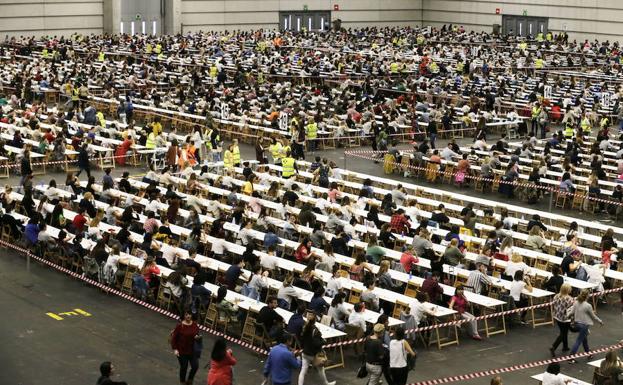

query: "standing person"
xmin=207 ymin=337 xmax=236 ymax=385
xmin=549 ymin=283 xmax=574 ymax=357
xmin=364 ymin=323 xmax=386 ymax=385
xmin=76 ymin=143 xmax=91 ymax=179
xmin=19 ymin=149 xmax=32 ymax=191
xmin=263 ymin=333 xmax=302 ymax=385
xmin=170 ymin=310 xmax=201 ymax=385
xmin=223 ymin=144 xmax=234 ymax=172
xmin=509 ymin=270 xmax=533 ymax=324
xmin=96 ymin=361 xmax=128 ymax=385
xmin=568 ymin=289 xmax=603 ymax=362
xmin=389 ymin=327 xmax=416 ymax=385
xmin=231 ymin=139 xmax=241 ymax=167
xmin=298 ymin=311 xmax=336 ymax=385
xmin=426 ymin=119 xmax=438 ymax=149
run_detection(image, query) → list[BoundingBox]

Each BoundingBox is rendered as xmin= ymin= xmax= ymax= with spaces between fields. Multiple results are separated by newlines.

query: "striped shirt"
xmin=465 ymin=270 xmax=492 ymax=295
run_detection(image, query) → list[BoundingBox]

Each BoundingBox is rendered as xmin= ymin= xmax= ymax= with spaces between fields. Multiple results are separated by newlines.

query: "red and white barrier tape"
xmin=0 ymin=239 xmax=270 ymax=356
xmin=410 ymin=341 xmax=623 ymax=385
xmin=344 ymin=149 xmax=623 ymax=208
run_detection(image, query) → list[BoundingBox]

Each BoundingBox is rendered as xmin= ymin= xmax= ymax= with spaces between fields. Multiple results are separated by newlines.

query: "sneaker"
xmin=568 ymin=359 xmax=577 ymax=364
xmin=327 ymin=382 xmax=337 ymax=385
xmin=472 ymin=335 xmax=483 ymax=341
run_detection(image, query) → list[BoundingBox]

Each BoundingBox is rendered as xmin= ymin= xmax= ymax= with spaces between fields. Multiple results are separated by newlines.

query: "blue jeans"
xmin=429 ymin=133 xmax=437 ymax=148
xmin=570 ymin=323 xmax=590 ymax=354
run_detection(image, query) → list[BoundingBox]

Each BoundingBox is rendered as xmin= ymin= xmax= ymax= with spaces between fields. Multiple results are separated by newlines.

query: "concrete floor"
xmin=2 ymin=140 xmax=622 ymax=385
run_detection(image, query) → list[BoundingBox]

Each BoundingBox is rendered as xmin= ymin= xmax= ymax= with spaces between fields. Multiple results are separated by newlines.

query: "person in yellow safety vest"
xmin=157 ymin=52 xmax=165 ymax=60
xmin=600 ymin=117 xmax=609 ymax=128
xmin=232 ymin=139 xmax=241 ymax=166
xmin=269 ymin=137 xmax=283 ymax=165
xmin=98 ymin=51 xmax=105 ymax=62
xmin=146 ymin=131 xmax=157 ymax=149
xmin=563 ymin=124 xmax=575 ymax=139
xmin=306 ymin=118 xmax=318 ymax=152
xmin=71 ymin=85 xmax=80 ymax=109
xmin=42 ymin=48 xmax=49 ymax=58
xmin=390 ymin=61 xmax=399 ymax=74
xmin=536 ymin=32 xmax=544 ymax=42
xmin=223 ymin=143 xmax=234 ymax=171
xmin=416 ymin=35 xmax=425 ymax=45
xmin=456 ymin=61 xmax=464 ymax=73
xmin=519 ymin=42 xmax=528 ymax=51
xmin=281 ymin=150 xmax=298 ymax=179
xmin=209 ymin=64 xmax=218 ymax=79
xmin=531 ymin=103 xmax=541 ymax=135
xmin=146 ymin=43 xmax=153 ymax=54
xmin=96 ymin=111 xmax=106 ymax=127
xmin=280 ymin=138 xmax=291 ymax=159
xmin=581 ymin=115 xmax=591 ymax=134
xmin=546 ymin=32 xmax=553 ymax=41
xmin=154 ymin=43 xmax=162 ymax=54
xmin=535 ymin=58 xmax=544 ymax=69
xmin=429 ymin=61 xmax=439 ymax=73
xmin=257 ymin=71 xmax=265 ymax=84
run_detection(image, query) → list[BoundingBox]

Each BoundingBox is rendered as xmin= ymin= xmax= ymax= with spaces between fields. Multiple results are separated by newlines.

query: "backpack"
xmin=318 ymin=166 xmax=329 ymax=187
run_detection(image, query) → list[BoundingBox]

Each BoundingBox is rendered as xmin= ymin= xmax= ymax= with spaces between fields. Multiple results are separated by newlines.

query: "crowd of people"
xmin=0 ymin=24 xmax=622 ymax=385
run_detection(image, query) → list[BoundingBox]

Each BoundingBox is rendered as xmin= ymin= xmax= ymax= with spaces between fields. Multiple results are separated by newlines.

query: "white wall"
xmin=0 ymin=0 xmax=103 ymax=38
xmin=422 ymin=0 xmax=623 ymax=42
xmin=180 ymin=0 xmax=423 ymax=32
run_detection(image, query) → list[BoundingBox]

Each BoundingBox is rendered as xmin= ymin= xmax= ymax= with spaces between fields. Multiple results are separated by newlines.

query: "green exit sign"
xmin=522 ymin=9 xmax=527 ymax=16
xmin=303 ymin=4 xmax=308 ymax=10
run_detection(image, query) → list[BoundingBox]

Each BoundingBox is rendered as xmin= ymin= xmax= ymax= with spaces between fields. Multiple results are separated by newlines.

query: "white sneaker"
xmin=327 ymin=382 xmax=336 ymax=385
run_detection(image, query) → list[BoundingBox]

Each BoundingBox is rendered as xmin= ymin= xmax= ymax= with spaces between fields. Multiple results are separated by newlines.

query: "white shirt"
xmin=409 ymin=299 xmax=427 ymax=325
xmin=504 ymin=261 xmax=529 ymax=278
xmin=104 ymin=254 xmax=122 ymax=276
xmin=389 ymin=340 xmax=408 ymax=368
xmin=326 ymin=276 xmax=342 ymax=297
xmin=161 ymin=244 xmax=179 ymax=266
xmin=211 ymin=237 xmax=226 ymax=254
xmin=261 ymin=253 xmax=278 ymax=270
xmin=509 ymin=280 xmax=526 ymax=301
xmin=348 ymin=311 xmax=366 ymax=331
xmin=541 ymin=372 xmax=566 ymax=385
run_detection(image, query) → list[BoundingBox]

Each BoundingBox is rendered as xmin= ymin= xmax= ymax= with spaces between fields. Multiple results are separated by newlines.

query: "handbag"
xmin=403 ymin=341 xmax=417 ymax=371
xmin=193 ymin=335 xmax=204 ymax=358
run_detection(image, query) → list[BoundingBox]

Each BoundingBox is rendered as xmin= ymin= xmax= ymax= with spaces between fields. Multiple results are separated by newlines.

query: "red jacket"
xmin=170 ymin=321 xmax=199 ymax=356
xmin=207 ymin=350 xmax=237 ymax=385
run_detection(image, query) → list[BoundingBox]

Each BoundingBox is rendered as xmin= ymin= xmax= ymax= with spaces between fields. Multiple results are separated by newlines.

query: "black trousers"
xmin=177 ymin=354 xmax=198 ymax=383
xmin=390 ymin=367 xmax=409 ymax=385
xmin=552 ymin=320 xmax=570 ymax=351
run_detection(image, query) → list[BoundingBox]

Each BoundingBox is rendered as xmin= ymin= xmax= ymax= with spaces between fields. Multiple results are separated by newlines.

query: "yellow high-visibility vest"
xmin=306 ymin=122 xmax=318 ymax=139
xmin=232 ymin=145 xmax=241 ymax=165
xmin=564 ymin=126 xmax=574 ymax=138
xmin=600 ymin=117 xmax=609 ymax=127
xmin=98 ymin=52 xmax=105 ymax=62
xmin=581 ymin=118 xmax=591 ymax=132
xmin=223 ymin=150 xmax=234 ymax=168
xmin=146 ymin=133 xmax=157 ymax=149
xmin=281 ymin=157 xmax=296 ymax=177
xmin=535 ymin=58 xmax=544 ymax=69
xmin=269 ymin=143 xmax=283 ymax=161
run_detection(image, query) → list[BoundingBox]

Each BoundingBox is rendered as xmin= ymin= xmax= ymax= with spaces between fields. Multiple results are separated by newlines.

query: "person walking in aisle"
xmin=263 ymin=333 xmax=302 ymax=385
xmin=389 ymin=327 xmax=416 ymax=385
xmin=568 ymin=289 xmax=603 ymax=363
xmin=170 ymin=310 xmax=201 ymax=385
xmin=298 ymin=311 xmax=336 ymax=385
xmin=549 ymin=283 xmax=574 ymax=357
xmin=207 ymin=337 xmax=236 ymax=385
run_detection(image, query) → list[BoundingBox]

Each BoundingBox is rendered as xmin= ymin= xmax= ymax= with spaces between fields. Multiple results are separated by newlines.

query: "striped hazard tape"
xmin=0 ymin=239 xmax=269 ymax=356
xmin=345 ymin=149 xmax=623 ymax=208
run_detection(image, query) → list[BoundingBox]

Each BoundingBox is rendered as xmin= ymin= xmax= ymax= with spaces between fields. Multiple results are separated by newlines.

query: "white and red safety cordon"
xmin=0 ymin=239 xmax=270 ymax=355
xmin=345 ymin=149 xmax=623 ymax=208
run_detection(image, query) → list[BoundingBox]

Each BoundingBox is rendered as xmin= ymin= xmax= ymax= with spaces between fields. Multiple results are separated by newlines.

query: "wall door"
xmin=280 ymin=11 xmax=331 ymax=32
xmin=502 ymin=15 xmax=548 ymax=37
xmin=120 ymin=0 xmax=163 ymax=35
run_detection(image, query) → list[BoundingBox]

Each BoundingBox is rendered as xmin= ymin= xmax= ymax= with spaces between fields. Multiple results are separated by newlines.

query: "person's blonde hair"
xmin=84 ymin=192 xmax=93 ymax=200
xmin=576 ymin=289 xmax=590 ymax=302
xmin=558 ymin=283 xmax=572 ymax=297
xmin=379 ymin=260 xmax=390 ymax=275
xmin=449 ymin=238 xmax=458 ymax=247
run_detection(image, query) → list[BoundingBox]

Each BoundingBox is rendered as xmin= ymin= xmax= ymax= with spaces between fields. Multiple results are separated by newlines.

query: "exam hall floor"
xmin=1 ymin=248 xmax=622 ymax=385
